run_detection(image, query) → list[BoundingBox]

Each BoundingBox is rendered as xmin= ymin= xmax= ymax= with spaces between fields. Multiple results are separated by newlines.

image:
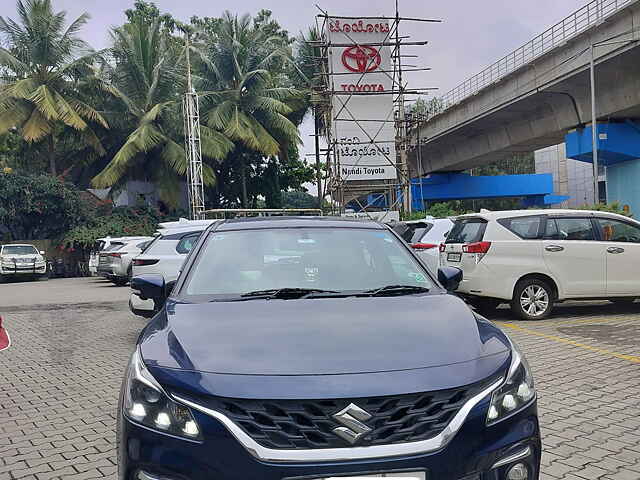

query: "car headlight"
xmin=123 ymin=348 xmax=202 ymax=440
xmin=487 ymin=338 xmax=535 ymax=424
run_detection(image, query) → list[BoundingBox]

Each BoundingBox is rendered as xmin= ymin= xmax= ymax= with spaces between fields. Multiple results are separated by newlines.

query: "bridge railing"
xmin=438 ymin=0 xmax=635 ymax=113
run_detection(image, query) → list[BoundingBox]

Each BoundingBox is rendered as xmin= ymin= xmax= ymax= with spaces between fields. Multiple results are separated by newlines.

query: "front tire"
xmin=511 ymin=278 xmax=553 ymax=320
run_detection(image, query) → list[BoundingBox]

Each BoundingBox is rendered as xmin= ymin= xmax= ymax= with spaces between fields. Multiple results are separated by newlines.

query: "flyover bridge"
xmin=411 ymin=0 xmax=640 ymax=176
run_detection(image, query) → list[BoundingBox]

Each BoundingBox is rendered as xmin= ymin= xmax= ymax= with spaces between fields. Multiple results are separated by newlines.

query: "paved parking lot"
xmin=1 ymin=278 xmax=640 ymax=480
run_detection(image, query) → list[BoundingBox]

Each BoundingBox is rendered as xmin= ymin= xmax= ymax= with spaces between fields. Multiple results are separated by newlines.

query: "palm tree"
xmin=0 ymin=0 xmax=108 ymax=176
xmin=92 ymin=18 xmax=232 ymax=206
xmin=197 ymin=11 xmax=302 ymax=206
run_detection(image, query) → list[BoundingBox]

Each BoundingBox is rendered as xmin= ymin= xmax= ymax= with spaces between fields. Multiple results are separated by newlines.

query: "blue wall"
xmin=606 ymin=160 xmax=640 ymax=215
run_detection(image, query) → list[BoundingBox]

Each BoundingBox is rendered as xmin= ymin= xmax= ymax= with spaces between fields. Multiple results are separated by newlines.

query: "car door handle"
xmin=607 ymin=246 xmax=625 ymax=254
xmin=545 ymin=245 xmax=564 ymax=252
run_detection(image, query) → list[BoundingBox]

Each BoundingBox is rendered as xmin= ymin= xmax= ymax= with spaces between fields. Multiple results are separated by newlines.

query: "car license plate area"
xmin=320 ymin=474 xmax=426 ymax=480
xmin=447 ymin=252 xmax=462 ymax=262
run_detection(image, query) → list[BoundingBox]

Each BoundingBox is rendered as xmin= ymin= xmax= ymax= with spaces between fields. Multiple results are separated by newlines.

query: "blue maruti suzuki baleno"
xmin=118 ymin=217 xmax=541 ymax=480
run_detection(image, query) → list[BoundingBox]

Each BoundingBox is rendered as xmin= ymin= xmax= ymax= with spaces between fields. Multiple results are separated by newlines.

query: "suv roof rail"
xmin=204 ymin=208 xmax=323 ymax=219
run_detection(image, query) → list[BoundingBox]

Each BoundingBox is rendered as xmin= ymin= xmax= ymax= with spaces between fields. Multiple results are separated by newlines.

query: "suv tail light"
xmin=133 ymin=259 xmax=159 ymax=266
xmin=411 ymin=243 xmax=438 ymax=251
xmin=462 ymin=241 xmax=492 ymax=254
xmin=109 ymin=252 xmax=127 ymax=258
xmin=439 ymin=243 xmax=446 ymax=253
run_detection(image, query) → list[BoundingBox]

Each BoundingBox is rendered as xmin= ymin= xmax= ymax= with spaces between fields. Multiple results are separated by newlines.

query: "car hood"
xmin=140 ymin=294 xmax=511 ymax=399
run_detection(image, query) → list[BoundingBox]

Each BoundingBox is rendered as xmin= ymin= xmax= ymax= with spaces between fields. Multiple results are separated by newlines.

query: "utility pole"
xmin=589 ymin=44 xmax=600 ymax=204
xmin=396 ymin=0 xmax=412 ymax=215
xmin=182 ymin=29 xmax=205 ymax=220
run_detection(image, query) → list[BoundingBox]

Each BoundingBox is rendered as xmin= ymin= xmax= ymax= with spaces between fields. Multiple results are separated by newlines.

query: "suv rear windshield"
xmin=445 ymin=219 xmax=487 ymax=244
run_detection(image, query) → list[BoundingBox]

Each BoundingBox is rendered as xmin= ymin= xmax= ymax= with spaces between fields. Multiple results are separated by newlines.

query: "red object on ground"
xmin=0 ymin=315 xmax=10 ymax=351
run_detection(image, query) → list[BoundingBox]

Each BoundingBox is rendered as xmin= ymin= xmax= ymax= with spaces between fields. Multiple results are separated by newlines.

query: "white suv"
xmin=440 ymin=209 xmax=640 ymax=320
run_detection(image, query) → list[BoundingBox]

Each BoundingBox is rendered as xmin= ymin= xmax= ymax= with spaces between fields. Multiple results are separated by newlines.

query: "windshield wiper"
xmin=239 ymin=287 xmax=339 ymax=300
xmin=360 ymin=285 xmax=430 ymax=297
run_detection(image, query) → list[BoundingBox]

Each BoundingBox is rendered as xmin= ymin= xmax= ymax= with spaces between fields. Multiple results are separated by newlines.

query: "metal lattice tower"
xmin=183 ymin=32 xmax=205 ymax=220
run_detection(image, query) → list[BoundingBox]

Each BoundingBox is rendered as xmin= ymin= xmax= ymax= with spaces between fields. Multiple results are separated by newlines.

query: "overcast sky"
xmin=0 ymin=0 xmax=589 ymax=193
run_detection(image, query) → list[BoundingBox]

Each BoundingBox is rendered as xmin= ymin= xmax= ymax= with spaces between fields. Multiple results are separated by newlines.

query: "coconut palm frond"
xmin=22 ymin=108 xmax=52 ymax=142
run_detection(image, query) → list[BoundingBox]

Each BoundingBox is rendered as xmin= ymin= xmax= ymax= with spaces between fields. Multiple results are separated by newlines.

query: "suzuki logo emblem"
xmin=332 ymin=403 xmax=372 ymax=445
xmin=341 ymin=45 xmax=381 ymax=73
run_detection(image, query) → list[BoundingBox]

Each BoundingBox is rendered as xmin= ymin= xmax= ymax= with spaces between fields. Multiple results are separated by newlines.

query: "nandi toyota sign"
xmin=326 ymin=18 xmax=397 ymax=181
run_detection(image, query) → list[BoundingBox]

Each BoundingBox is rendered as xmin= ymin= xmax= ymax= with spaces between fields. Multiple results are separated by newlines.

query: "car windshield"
xmin=2 ymin=245 xmax=37 ymax=255
xmin=183 ymin=227 xmax=434 ymax=298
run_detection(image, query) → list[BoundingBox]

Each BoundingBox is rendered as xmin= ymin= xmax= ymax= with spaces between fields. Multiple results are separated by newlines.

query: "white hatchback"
xmin=393 ymin=218 xmax=453 ymax=273
xmin=440 ymin=209 xmax=640 ymax=319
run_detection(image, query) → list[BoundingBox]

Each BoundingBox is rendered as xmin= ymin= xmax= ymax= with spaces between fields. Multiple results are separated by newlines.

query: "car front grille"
xmin=178 ymin=377 xmax=498 ymax=450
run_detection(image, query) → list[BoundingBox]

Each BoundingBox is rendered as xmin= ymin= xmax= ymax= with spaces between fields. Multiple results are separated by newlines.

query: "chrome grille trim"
xmin=172 ymin=378 xmax=503 ymax=463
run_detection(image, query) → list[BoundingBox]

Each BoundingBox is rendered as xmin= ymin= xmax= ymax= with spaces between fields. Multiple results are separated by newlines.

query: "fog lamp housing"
xmin=506 ymin=463 xmax=528 ymax=480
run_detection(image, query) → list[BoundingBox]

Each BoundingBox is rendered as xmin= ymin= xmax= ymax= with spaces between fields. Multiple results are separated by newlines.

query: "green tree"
xmin=92 ymin=17 xmax=232 ymax=206
xmin=197 ymin=11 xmax=302 ymax=207
xmin=0 ymin=173 xmax=86 ymax=239
xmin=0 ymin=0 xmax=109 ymax=176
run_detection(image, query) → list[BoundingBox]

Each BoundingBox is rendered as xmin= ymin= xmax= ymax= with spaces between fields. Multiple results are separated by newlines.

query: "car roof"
xmin=1 ymin=244 xmax=37 ymax=247
xmin=155 ymin=224 xmax=214 ymax=236
xmin=456 ymin=209 xmax=636 ymax=222
xmin=403 ymin=218 xmax=452 ymax=225
xmin=214 ymin=216 xmax=384 ymax=231
xmin=157 ymin=218 xmax=218 ymax=229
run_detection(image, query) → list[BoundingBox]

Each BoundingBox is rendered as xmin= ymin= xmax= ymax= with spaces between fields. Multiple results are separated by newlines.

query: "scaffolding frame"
xmin=311 ymin=4 xmax=439 ymax=219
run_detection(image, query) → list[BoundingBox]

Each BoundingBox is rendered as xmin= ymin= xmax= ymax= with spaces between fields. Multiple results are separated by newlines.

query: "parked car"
xmin=440 ymin=209 xmax=640 ymax=319
xmin=131 ymin=224 xmax=215 ymax=282
xmin=0 ymin=244 xmax=47 ymax=281
xmin=90 ymin=236 xmax=149 ymax=277
xmin=97 ymin=237 xmax=153 ymax=286
xmin=119 ymin=217 xmax=541 ymax=480
xmin=392 ymin=218 xmax=454 ymax=273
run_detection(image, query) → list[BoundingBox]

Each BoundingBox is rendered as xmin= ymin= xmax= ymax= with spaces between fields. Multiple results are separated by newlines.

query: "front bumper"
xmin=0 ymin=264 xmax=47 ymax=276
xmin=118 ymin=398 xmax=540 ymax=480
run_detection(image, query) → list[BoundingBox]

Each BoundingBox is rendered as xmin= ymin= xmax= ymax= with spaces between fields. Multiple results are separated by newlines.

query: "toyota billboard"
xmin=326 ymin=18 xmax=397 ymax=181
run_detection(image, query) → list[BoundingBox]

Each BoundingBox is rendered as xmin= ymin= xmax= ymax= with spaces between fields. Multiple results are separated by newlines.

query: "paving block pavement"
xmin=2 ymin=280 xmax=640 ymax=479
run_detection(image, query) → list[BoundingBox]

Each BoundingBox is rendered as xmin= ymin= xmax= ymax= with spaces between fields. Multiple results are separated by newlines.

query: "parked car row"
xmin=91 ymin=219 xmax=218 ymax=287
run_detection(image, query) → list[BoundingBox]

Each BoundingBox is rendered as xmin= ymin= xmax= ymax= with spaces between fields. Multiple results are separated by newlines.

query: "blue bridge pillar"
xmin=565 ymin=121 xmax=640 ymax=214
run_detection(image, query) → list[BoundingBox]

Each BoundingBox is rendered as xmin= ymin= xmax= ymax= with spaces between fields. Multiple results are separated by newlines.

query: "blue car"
xmin=119 ymin=217 xmax=541 ymax=480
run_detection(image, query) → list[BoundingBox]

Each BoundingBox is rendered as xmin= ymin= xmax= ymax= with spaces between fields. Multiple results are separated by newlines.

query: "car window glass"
xmin=546 ymin=218 xmax=595 ymax=241
xmin=597 ymin=218 xmax=640 ymax=243
xmin=184 ymin=228 xmax=433 ymax=297
xmin=498 ymin=216 xmax=542 ymax=239
xmin=445 ymin=220 xmax=486 ymax=244
xmin=409 ymin=224 xmax=433 ymax=243
xmin=105 ymin=243 xmax=125 ymax=251
xmin=176 ymin=233 xmax=200 ymax=254
xmin=2 ymin=245 xmax=38 ymax=255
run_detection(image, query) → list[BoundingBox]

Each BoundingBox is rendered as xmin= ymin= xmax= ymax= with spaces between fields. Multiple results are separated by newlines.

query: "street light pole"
xmin=589 ymin=43 xmax=600 ymax=204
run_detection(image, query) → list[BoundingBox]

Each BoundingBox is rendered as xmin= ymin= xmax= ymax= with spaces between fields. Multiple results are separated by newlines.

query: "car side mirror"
xmin=438 ymin=267 xmax=463 ymax=292
xmin=39 ymin=251 xmax=45 ymax=255
xmin=131 ymin=275 xmax=169 ymax=316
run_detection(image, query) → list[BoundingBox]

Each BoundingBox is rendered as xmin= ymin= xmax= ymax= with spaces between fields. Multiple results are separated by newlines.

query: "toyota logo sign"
xmin=341 ymin=45 xmax=381 ymax=73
